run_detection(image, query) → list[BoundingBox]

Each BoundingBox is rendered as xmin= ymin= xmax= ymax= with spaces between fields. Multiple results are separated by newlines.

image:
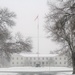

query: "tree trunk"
xmin=72 ymin=52 xmax=75 ymax=74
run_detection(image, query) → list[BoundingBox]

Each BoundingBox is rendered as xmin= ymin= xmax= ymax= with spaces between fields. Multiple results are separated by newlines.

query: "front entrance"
xmin=36 ymin=63 xmax=41 ymax=67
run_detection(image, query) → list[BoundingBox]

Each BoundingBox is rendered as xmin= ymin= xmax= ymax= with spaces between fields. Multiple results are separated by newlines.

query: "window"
xmin=42 ymin=62 xmax=44 ymax=64
xmin=60 ymin=62 xmax=61 ymax=64
xmin=30 ymin=62 xmax=32 ymax=64
xmin=64 ymin=62 xmax=66 ymax=64
xmin=60 ymin=58 xmax=61 ymax=60
xmin=28 ymin=57 xmax=29 ymax=60
xmin=30 ymin=57 xmax=32 ymax=60
xmin=64 ymin=57 xmax=66 ymax=60
xmin=39 ymin=62 xmax=41 ymax=64
xmin=30 ymin=57 xmax=31 ymax=60
xmin=21 ymin=62 xmax=22 ymax=64
xmin=12 ymin=62 xmax=14 ymax=64
xmin=46 ymin=58 xmax=48 ymax=60
xmin=55 ymin=58 xmax=57 ymax=60
xmin=17 ymin=62 xmax=18 ymax=64
xmin=46 ymin=62 xmax=48 ymax=64
xmin=26 ymin=57 xmax=28 ymax=60
xmin=42 ymin=57 xmax=44 ymax=60
xmin=21 ymin=57 xmax=23 ymax=60
xmin=17 ymin=57 xmax=18 ymax=60
xmin=12 ymin=57 xmax=14 ymax=60
xmin=38 ymin=58 xmax=40 ymax=60
xmin=34 ymin=62 xmax=36 ymax=64
xmin=34 ymin=57 xmax=35 ymax=60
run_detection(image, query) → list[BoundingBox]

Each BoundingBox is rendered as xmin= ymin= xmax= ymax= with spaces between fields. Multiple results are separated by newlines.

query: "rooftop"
xmin=19 ymin=53 xmax=58 ymax=57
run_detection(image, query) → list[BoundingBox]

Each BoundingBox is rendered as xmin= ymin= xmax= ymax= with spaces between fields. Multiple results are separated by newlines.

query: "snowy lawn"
xmin=0 ymin=72 xmax=73 ymax=75
xmin=0 ymin=67 xmax=72 ymax=72
xmin=0 ymin=67 xmax=73 ymax=75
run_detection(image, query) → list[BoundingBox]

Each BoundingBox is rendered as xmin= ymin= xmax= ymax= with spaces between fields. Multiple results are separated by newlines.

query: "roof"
xmin=20 ymin=53 xmax=58 ymax=57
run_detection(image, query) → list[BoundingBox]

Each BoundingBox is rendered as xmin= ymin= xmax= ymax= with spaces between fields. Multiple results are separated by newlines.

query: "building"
xmin=10 ymin=53 xmax=68 ymax=67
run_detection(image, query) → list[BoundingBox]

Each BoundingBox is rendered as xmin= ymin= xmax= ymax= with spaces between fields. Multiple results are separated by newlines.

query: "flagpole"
xmin=37 ymin=16 xmax=39 ymax=61
xmin=34 ymin=15 xmax=40 ymax=66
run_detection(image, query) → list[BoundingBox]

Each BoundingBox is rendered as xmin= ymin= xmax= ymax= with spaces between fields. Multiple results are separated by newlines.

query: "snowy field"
xmin=0 ymin=67 xmax=73 ymax=75
xmin=0 ymin=67 xmax=72 ymax=72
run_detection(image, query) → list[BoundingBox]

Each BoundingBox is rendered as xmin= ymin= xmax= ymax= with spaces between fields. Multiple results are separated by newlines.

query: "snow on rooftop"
xmin=19 ymin=53 xmax=58 ymax=57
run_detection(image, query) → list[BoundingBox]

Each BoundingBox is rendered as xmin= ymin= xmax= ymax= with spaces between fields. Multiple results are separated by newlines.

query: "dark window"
xmin=64 ymin=57 xmax=66 ymax=60
xmin=29 ymin=57 xmax=30 ymax=60
xmin=21 ymin=57 xmax=23 ymax=60
xmin=30 ymin=62 xmax=32 ymax=64
xmin=26 ymin=57 xmax=28 ymax=60
xmin=60 ymin=58 xmax=61 ymax=60
xmin=55 ymin=58 xmax=57 ymax=60
xmin=34 ymin=57 xmax=35 ymax=60
xmin=21 ymin=62 xmax=23 ymax=64
xmin=42 ymin=57 xmax=44 ymax=60
xmin=64 ymin=62 xmax=66 ymax=64
xmin=30 ymin=58 xmax=31 ymax=60
xmin=39 ymin=62 xmax=41 ymax=64
xmin=12 ymin=62 xmax=14 ymax=64
xmin=46 ymin=62 xmax=48 ymax=64
xmin=12 ymin=57 xmax=14 ymax=60
xmin=38 ymin=58 xmax=40 ymax=60
xmin=42 ymin=62 xmax=44 ymax=64
xmin=34 ymin=62 xmax=36 ymax=64
xmin=46 ymin=58 xmax=48 ymax=60
xmin=17 ymin=57 xmax=18 ymax=60
xmin=60 ymin=62 xmax=61 ymax=64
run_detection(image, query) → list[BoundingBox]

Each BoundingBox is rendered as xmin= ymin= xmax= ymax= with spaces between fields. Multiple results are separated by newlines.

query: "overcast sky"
xmin=0 ymin=0 xmax=61 ymax=54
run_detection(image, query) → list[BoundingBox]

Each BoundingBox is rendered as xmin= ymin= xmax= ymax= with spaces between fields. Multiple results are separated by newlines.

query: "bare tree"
xmin=45 ymin=0 xmax=75 ymax=74
xmin=0 ymin=8 xmax=32 ymax=67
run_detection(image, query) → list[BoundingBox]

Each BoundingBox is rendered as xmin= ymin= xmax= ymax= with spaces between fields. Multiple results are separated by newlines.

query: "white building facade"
xmin=10 ymin=53 xmax=68 ymax=67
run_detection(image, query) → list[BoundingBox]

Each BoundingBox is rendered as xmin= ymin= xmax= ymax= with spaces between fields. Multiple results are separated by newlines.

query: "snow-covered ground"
xmin=0 ymin=67 xmax=72 ymax=72
xmin=0 ymin=67 xmax=73 ymax=75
